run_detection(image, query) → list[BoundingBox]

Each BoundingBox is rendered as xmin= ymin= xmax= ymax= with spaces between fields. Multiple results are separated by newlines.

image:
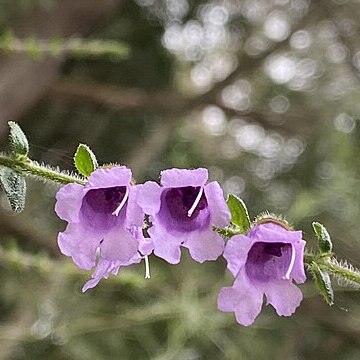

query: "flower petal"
xmin=82 ymin=258 xmax=121 ymax=292
xmin=55 ymin=183 xmax=84 ymax=222
xmin=129 ymin=223 xmax=154 ymax=256
xmin=125 ymin=186 xmax=146 ymax=227
xmin=204 ymin=181 xmax=231 ymax=227
xmin=223 ymin=234 xmax=254 ymax=277
xmin=291 ymin=240 xmax=307 ymax=284
xmin=218 ymin=275 xmax=263 ymax=326
xmin=249 ymin=222 xmax=303 ymax=244
xmin=137 ymin=181 xmax=162 ymax=216
xmin=160 ymin=168 xmax=208 ymax=188
xmin=86 ymin=166 xmax=132 ymax=189
xmin=100 ymin=227 xmax=139 ymax=264
xmin=58 ymin=223 xmax=99 ymax=270
xmin=264 ymin=280 xmax=303 ymax=316
xmin=138 ymin=237 xmax=154 ymax=256
xmin=148 ymin=225 xmax=183 ymax=264
xmin=182 ymin=229 xmax=224 ymax=263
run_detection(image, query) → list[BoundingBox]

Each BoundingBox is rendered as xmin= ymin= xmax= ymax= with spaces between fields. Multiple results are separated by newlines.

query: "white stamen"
xmin=283 ymin=244 xmax=296 ymax=280
xmin=144 ymin=255 xmax=151 ymax=279
xmin=187 ymin=186 xmax=204 ymax=217
xmin=112 ymin=187 xmax=129 ymax=216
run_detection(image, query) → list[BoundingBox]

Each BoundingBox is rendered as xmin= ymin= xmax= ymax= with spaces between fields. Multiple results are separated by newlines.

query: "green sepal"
xmin=226 ymin=194 xmax=251 ymax=234
xmin=74 ymin=144 xmax=98 ymax=177
xmin=310 ymin=261 xmax=334 ymax=306
xmin=8 ymin=121 xmax=29 ymax=156
xmin=312 ymin=222 xmax=333 ymax=253
xmin=0 ymin=168 xmax=26 ymax=212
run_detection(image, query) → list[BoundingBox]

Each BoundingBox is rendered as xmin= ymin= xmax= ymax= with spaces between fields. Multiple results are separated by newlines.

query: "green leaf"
xmin=74 ymin=144 xmax=98 ymax=177
xmin=226 ymin=194 xmax=251 ymax=233
xmin=8 ymin=121 xmax=29 ymax=156
xmin=310 ymin=261 xmax=334 ymax=306
xmin=0 ymin=168 xmax=26 ymax=212
xmin=312 ymin=222 xmax=333 ymax=253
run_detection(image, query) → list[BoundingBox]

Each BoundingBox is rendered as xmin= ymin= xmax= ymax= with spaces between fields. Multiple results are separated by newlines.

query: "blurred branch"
xmin=49 ymin=80 xmax=307 ymax=136
xmin=0 ymin=244 xmax=147 ymax=288
xmin=49 ymin=2 xmax=318 ymax=109
xmin=0 ymin=0 xmax=125 ymax=137
xmin=0 ymin=31 xmax=130 ymax=61
xmin=49 ymin=80 xmax=187 ymax=112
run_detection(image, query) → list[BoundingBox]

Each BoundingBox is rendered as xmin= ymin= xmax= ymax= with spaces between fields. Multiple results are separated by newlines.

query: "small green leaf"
xmin=310 ymin=261 xmax=334 ymax=306
xmin=8 ymin=121 xmax=29 ymax=156
xmin=74 ymin=144 xmax=98 ymax=177
xmin=312 ymin=222 xmax=333 ymax=253
xmin=226 ymin=194 xmax=251 ymax=233
xmin=0 ymin=168 xmax=26 ymax=212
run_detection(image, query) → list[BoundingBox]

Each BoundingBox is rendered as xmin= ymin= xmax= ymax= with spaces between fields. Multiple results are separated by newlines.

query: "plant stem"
xmin=0 ymin=32 xmax=130 ymax=60
xmin=213 ymin=226 xmax=244 ymax=237
xmin=304 ymin=253 xmax=315 ymax=265
xmin=321 ymin=259 xmax=360 ymax=286
xmin=304 ymin=251 xmax=360 ymax=287
xmin=0 ymin=153 xmax=85 ymax=185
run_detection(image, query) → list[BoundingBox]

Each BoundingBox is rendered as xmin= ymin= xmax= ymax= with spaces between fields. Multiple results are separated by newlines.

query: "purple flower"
xmin=218 ymin=221 xmax=306 ymax=326
xmin=55 ymin=166 xmax=152 ymax=291
xmin=137 ymin=168 xmax=230 ymax=264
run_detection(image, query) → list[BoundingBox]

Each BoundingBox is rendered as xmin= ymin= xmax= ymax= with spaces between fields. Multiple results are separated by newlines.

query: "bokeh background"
xmin=0 ymin=0 xmax=360 ymax=359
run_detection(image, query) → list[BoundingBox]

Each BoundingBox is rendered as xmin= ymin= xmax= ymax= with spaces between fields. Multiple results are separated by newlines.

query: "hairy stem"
xmin=321 ymin=259 xmax=360 ymax=287
xmin=213 ymin=226 xmax=245 ymax=237
xmin=0 ymin=32 xmax=130 ymax=60
xmin=304 ymin=252 xmax=360 ymax=287
xmin=0 ymin=153 xmax=85 ymax=185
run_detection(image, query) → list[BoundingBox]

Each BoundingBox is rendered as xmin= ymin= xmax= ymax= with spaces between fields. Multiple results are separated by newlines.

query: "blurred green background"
xmin=0 ymin=0 xmax=360 ymax=359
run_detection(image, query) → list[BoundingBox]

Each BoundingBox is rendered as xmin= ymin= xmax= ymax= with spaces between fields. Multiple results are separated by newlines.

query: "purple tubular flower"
xmin=218 ymin=221 xmax=306 ymax=326
xmin=55 ymin=166 xmax=152 ymax=291
xmin=137 ymin=168 xmax=230 ymax=264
